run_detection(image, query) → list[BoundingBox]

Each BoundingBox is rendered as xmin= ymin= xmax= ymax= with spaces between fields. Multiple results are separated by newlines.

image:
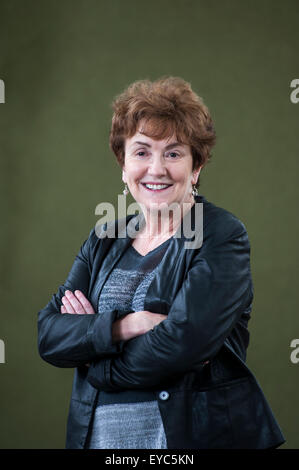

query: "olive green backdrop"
xmin=0 ymin=0 xmax=298 ymax=449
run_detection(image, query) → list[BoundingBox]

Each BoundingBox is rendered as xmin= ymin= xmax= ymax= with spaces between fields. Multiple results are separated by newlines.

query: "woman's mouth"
xmin=141 ymin=183 xmax=173 ymax=192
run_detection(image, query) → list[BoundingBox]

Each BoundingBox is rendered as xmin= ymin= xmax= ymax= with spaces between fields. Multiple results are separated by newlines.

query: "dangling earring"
xmin=191 ymin=184 xmax=198 ymax=197
xmin=123 ymin=183 xmax=129 ymax=196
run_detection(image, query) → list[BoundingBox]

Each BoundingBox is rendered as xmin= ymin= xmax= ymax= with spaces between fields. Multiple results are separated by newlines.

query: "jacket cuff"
xmin=87 ymin=310 xmax=125 ymax=357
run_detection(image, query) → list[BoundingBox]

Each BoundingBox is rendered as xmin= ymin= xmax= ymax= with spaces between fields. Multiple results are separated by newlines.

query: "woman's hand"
xmin=133 ymin=311 xmax=168 ymax=335
xmin=112 ymin=311 xmax=210 ymax=365
xmin=112 ymin=311 xmax=167 ymax=343
xmin=60 ymin=290 xmax=95 ymax=315
xmin=60 ymin=290 xmax=95 ymax=368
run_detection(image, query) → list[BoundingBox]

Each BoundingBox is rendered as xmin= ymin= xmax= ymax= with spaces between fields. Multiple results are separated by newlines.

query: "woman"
xmin=38 ymin=76 xmax=285 ymax=449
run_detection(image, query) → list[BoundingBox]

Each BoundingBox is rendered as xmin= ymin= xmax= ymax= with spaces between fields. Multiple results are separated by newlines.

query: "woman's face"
xmin=122 ymin=129 xmax=201 ymax=212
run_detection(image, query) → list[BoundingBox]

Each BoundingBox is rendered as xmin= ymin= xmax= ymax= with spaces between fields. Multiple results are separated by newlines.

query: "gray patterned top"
xmin=86 ymin=237 xmax=171 ymax=449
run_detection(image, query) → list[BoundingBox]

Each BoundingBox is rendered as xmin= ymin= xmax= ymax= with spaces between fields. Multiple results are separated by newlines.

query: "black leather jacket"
xmin=37 ymin=195 xmax=285 ymax=449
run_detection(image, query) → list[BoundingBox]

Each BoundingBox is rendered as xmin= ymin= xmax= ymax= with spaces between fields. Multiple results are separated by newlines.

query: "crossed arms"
xmin=38 ymin=218 xmax=253 ymax=390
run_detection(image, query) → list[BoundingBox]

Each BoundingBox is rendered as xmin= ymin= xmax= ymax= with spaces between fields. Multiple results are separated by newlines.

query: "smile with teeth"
xmin=142 ymin=183 xmax=173 ymax=191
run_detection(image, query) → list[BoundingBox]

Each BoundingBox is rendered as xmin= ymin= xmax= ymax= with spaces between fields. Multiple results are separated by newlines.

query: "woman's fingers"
xmin=60 ymin=290 xmax=95 ymax=314
xmin=64 ymin=290 xmax=85 ymax=314
xmin=61 ymin=294 xmax=76 ymax=314
xmin=73 ymin=290 xmax=95 ymax=314
xmin=152 ymin=313 xmax=168 ymax=325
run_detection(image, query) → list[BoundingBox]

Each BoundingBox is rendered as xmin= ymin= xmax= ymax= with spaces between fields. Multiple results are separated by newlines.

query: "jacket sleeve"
xmin=87 ymin=216 xmax=254 ymax=390
xmin=37 ymin=228 xmax=123 ymax=368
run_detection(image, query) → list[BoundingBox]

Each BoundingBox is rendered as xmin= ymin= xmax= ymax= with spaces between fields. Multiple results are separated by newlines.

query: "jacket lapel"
xmin=144 ymin=196 xmax=205 ymax=314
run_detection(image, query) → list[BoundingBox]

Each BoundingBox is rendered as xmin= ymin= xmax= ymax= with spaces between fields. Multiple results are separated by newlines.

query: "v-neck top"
xmin=130 ymin=236 xmax=172 ymax=257
xmin=97 ymin=236 xmax=171 ymax=315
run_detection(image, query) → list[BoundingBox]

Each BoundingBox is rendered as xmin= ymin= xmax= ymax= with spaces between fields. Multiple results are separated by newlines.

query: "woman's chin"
xmin=140 ymin=198 xmax=174 ymax=211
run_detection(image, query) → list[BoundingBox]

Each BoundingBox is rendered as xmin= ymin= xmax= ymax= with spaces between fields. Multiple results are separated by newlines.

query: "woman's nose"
xmin=148 ymin=155 xmax=167 ymax=175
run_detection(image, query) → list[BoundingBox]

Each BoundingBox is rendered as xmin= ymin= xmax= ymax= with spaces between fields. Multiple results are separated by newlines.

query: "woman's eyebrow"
xmin=130 ymin=141 xmax=184 ymax=150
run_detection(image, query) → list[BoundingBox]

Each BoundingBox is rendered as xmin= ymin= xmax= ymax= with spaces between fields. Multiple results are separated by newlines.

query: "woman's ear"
xmin=192 ymin=165 xmax=202 ymax=185
xmin=122 ymin=169 xmax=127 ymax=184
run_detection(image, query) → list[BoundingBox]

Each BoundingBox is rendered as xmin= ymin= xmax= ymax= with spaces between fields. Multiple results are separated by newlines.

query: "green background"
xmin=0 ymin=0 xmax=298 ymax=449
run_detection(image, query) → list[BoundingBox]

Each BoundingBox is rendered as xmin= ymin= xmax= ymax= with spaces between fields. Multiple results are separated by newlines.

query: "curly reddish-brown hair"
xmin=109 ymin=76 xmax=216 ymax=188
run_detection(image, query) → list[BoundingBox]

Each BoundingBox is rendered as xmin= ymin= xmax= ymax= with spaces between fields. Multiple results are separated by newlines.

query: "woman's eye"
xmin=167 ymin=152 xmax=180 ymax=159
xmin=134 ymin=150 xmax=180 ymax=159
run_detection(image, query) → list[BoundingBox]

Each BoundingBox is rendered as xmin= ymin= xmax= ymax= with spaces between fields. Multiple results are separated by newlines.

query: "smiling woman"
xmin=110 ymin=76 xmax=215 ymax=186
xmin=124 ymin=132 xmax=197 ymax=204
xmin=109 ymin=77 xmax=216 ymax=253
xmin=122 ymin=130 xmax=200 ymax=253
xmin=38 ymin=76 xmax=285 ymax=449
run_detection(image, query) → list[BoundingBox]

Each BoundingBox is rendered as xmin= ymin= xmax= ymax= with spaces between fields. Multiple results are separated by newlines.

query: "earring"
xmin=123 ymin=183 xmax=129 ymax=196
xmin=191 ymin=184 xmax=198 ymax=197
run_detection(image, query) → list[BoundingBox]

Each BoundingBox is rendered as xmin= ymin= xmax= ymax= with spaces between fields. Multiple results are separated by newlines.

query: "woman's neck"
xmin=138 ymin=199 xmax=195 ymax=242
